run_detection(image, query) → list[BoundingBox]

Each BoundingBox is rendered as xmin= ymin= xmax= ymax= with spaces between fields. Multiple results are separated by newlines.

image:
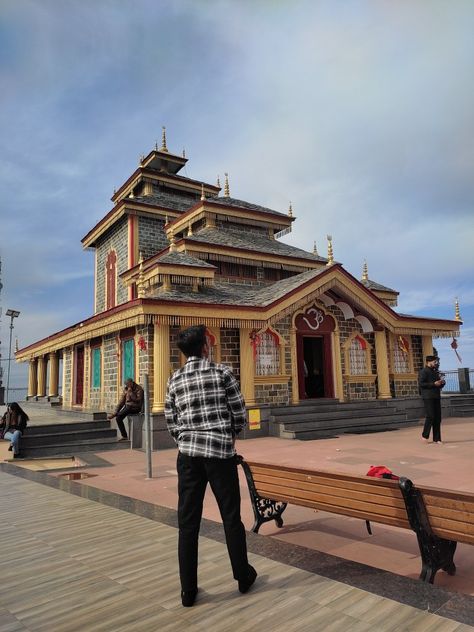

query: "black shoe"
xmin=181 ymin=588 xmax=198 ymax=607
xmin=13 ymin=453 xmax=24 ymax=459
xmin=238 ymin=565 xmax=257 ymax=594
xmin=8 ymin=445 xmax=13 ymax=451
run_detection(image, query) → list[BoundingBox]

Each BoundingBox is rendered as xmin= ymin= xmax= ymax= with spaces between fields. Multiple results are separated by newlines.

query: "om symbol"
xmin=302 ymin=307 xmax=324 ymax=330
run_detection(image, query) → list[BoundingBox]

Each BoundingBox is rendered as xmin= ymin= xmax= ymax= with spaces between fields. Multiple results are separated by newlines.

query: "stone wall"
xmin=220 ymin=328 xmax=240 ymax=381
xmin=255 ymin=383 xmax=289 ymax=406
xmin=138 ymin=216 xmax=168 ymax=260
xmin=95 ymin=217 xmax=129 ymax=313
xmin=102 ymin=333 xmax=120 ymax=412
xmin=62 ymin=347 xmax=73 ymax=405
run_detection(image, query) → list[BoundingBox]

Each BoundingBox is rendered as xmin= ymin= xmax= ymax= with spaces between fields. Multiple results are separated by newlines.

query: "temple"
xmin=16 ymin=130 xmax=461 ymax=432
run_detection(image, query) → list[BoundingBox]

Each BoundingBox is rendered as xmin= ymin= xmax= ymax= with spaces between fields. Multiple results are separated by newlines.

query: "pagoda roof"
xmin=205 ymin=196 xmax=290 ymax=218
xmin=184 ymin=226 xmax=327 ymax=264
xmin=362 ymin=278 xmax=399 ymax=294
xmin=156 ymin=252 xmax=216 ymax=268
xmin=131 ymin=193 xmax=195 ymax=212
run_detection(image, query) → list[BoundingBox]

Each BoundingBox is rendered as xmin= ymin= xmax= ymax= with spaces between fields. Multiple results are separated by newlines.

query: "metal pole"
xmin=5 ymin=317 xmax=14 ymax=404
xmin=143 ymin=373 xmax=153 ymax=479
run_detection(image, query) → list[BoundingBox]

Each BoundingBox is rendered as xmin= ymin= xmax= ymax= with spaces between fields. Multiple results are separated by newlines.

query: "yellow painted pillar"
xmin=422 ymin=335 xmax=433 ymax=361
xmin=37 ymin=356 xmax=47 ymax=398
xmin=152 ymin=322 xmax=170 ymax=413
xmin=48 ymin=352 xmax=59 ymax=397
xmin=374 ymin=330 xmax=392 ymax=399
xmin=332 ymin=330 xmax=344 ymax=401
xmin=239 ymin=328 xmax=255 ymax=406
xmin=290 ymin=327 xmax=299 ymax=405
xmin=28 ymin=359 xmax=38 ymax=398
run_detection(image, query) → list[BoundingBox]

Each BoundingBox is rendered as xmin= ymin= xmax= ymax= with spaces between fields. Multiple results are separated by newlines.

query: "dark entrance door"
xmin=75 ymin=346 xmax=84 ymax=406
xmin=295 ymin=305 xmax=335 ymax=400
xmin=303 ymin=337 xmax=325 ymax=398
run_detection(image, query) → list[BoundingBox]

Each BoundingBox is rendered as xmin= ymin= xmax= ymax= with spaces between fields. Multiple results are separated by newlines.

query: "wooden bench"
xmin=238 ymin=456 xmax=474 ymax=584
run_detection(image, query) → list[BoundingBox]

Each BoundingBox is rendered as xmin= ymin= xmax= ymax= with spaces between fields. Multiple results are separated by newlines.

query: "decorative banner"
xmin=249 ymin=329 xmax=261 ymax=360
xmin=451 ymin=338 xmax=462 ymax=363
xmin=355 ymin=335 xmax=367 ymax=350
xmin=398 ymin=335 xmax=409 ymax=354
xmin=248 ymin=408 xmax=261 ymax=430
xmin=138 ymin=336 xmax=147 ymax=351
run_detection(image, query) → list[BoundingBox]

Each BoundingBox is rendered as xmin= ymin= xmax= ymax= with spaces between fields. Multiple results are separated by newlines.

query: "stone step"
xmin=20 ymin=438 xmax=129 ymax=458
xmin=271 ymin=408 xmax=407 ymax=424
xmin=22 ymin=428 xmax=117 ymax=447
xmin=27 ymin=421 xmax=112 ymax=435
xmin=281 ymin=418 xmax=420 ymax=440
xmin=275 ymin=413 xmax=409 ymax=433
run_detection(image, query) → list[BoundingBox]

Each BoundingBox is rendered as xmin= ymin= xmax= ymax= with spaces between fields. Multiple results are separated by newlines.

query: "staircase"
xmin=270 ymin=399 xmax=421 ymax=441
xmin=18 ymin=404 xmax=128 ymax=458
xmin=447 ymin=393 xmax=474 ymax=417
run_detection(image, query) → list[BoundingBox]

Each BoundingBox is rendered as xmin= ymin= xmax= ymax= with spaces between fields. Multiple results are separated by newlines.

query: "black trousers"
xmin=422 ymin=398 xmax=442 ymax=442
xmin=115 ymin=405 xmax=140 ymax=438
xmin=176 ymin=452 xmax=249 ymax=591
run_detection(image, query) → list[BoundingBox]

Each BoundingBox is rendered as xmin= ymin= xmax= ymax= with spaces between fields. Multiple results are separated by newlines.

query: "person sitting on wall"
xmin=1 ymin=402 xmax=29 ymax=458
xmin=107 ymin=378 xmax=144 ymax=441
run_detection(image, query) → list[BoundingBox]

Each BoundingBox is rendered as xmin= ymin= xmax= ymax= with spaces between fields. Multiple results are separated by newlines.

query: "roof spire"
xmin=326 ymin=235 xmax=334 ymax=266
xmin=154 ymin=140 xmax=159 ymax=151
xmin=362 ymin=260 xmax=369 ymax=282
xmin=455 ymin=297 xmax=462 ymax=321
xmin=288 ymin=202 xmax=293 ymax=217
xmin=217 ymin=175 xmax=221 ymax=189
xmin=182 ymin=147 xmax=186 ymax=158
xmin=313 ymin=240 xmax=318 ymax=256
xmin=169 ymin=230 xmax=177 ymax=252
xmin=160 ymin=126 xmax=168 ymax=153
xmin=200 ymin=183 xmax=205 ymax=201
xmin=224 ymin=172 xmax=230 ymax=197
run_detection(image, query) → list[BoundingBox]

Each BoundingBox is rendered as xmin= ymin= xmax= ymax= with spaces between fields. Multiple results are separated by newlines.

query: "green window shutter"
xmin=92 ymin=348 xmax=101 ymax=388
xmin=122 ymin=339 xmax=135 ymax=383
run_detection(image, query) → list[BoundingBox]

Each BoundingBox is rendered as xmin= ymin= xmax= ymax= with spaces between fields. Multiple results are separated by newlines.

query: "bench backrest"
xmin=245 ymin=461 xmax=410 ymax=530
xmin=418 ymin=485 xmax=474 ymax=545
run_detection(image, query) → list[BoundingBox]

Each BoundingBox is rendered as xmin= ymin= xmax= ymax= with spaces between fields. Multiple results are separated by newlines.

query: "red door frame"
xmin=75 ymin=346 xmax=84 ymax=406
xmin=295 ymin=307 xmax=336 ymax=400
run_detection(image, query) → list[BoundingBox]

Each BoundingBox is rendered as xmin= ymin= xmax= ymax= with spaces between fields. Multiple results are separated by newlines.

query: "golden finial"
xmin=129 ymin=188 xmax=134 ymax=199
xmin=313 ymin=241 xmax=318 ymax=256
xmin=288 ymin=202 xmax=293 ymax=217
xmin=160 ymin=126 xmax=168 ymax=153
xmin=169 ymin=230 xmax=177 ymax=252
xmin=139 ymin=154 xmax=145 ymax=165
xmin=113 ymin=187 xmax=117 ymax=196
xmin=217 ymin=175 xmax=221 ymax=188
xmin=455 ymin=298 xmax=461 ymax=321
xmin=155 ymin=140 xmax=158 ymax=151
xmin=224 ymin=172 xmax=230 ymax=197
xmin=200 ymin=183 xmax=205 ymax=201
xmin=182 ymin=147 xmax=186 ymax=158
xmin=15 ymin=338 xmax=19 ymax=353
xmin=326 ymin=235 xmax=334 ymax=266
xmin=362 ymin=260 xmax=369 ymax=282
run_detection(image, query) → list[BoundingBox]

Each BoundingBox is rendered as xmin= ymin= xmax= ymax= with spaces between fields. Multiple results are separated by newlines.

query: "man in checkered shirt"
xmin=165 ymin=324 xmax=257 ymax=607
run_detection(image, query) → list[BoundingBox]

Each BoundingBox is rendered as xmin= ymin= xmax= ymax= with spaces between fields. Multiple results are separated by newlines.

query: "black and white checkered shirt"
xmin=164 ymin=357 xmax=247 ymax=459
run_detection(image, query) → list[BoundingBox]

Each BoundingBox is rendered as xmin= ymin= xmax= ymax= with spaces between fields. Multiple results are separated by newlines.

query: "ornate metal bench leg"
xmin=238 ymin=455 xmax=288 ymax=534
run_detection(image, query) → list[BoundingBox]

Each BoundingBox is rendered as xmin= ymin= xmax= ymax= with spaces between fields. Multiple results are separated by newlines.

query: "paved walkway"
xmin=1 ymin=471 xmax=473 ymax=632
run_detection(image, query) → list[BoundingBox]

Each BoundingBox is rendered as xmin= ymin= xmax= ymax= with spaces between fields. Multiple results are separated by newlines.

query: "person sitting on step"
xmin=1 ymin=402 xmax=29 ymax=458
xmin=107 ymin=378 xmax=144 ymax=441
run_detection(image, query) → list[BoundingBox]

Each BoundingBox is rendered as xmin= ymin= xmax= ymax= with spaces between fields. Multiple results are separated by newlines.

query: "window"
xmin=255 ymin=330 xmax=280 ymax=376
xmin=393 ymin=336 xmax=410 ymax=373
xmin=91 ymin=347 xmax=101 ymax=388
xmin=122 ymin=338 xmax=135 ymax=382
xmin=106 ymin=250 xmax=117 ymax=310
xmin=349 ymin=336 xmax=368 ymax=375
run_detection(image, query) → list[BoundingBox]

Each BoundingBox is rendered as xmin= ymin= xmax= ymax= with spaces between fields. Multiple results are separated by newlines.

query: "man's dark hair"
xmin=425 ymin=355 xmax=437 ymax=363
xmin=177 ymin=325 xmax=207 ymax=358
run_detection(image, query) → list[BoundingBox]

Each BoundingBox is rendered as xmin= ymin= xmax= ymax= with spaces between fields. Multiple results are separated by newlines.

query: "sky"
xmin=1 ymin=0 xmax=473 ymax=389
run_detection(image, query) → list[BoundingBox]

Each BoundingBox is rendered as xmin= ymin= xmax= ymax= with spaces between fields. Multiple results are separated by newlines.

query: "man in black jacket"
xmin=419 ymin=355 xmax=446 ymax=443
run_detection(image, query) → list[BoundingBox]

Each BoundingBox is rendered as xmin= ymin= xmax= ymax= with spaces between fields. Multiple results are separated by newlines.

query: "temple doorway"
xmin=295 ymin=305 xmax=335 ymax=400
xmin=303 ymin=337 xmax=325 ymax=398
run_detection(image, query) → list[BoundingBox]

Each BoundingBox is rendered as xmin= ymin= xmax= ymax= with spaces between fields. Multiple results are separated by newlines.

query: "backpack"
xmin=366 ymin=465 xmax=399 ymax=480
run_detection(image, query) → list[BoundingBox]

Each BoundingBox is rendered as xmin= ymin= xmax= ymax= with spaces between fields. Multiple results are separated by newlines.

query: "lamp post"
xmin=5 ymin=309 xmax=20 ymax=404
